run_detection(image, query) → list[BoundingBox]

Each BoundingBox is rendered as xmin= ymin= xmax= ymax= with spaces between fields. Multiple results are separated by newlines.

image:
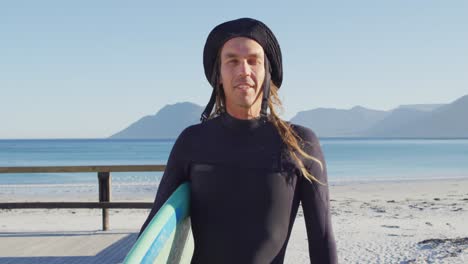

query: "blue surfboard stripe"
xmin=175 ymin=206 xmax=184 ymax=220
xmin=141 ymin=212 xmax=178 ymax=263
xmin=141 ymin=192 xmax=188 ymax=263
xmin=123 ymin=182 xmax=191 ymax=264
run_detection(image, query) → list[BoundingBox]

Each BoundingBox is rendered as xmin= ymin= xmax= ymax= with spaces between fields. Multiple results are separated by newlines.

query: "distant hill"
xmin=110 ymin=95 xmax=468 ymax=139
xmin=396 ymin=104 xmax=444 ymax=112
xmin=110 ymin=102 xmax=203 ymax=139
xmin=291 ymin=95 xmax=466 ymax=138
xmin=362 ymin=108 xmax=428 ymax=137
xmin=290 ymin=106 xmax=388 ymax=137
xmin=375 ymin=95 xmax=468 ymax=138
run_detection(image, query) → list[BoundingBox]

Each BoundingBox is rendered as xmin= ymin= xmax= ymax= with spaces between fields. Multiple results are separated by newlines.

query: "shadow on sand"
xmin=0 ymin=232 xmax=138 ymax=264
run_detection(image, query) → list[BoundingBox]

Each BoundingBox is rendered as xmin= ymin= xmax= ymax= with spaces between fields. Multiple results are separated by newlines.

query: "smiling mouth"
xmin=235 ymin=84 xmax=254 ymax=89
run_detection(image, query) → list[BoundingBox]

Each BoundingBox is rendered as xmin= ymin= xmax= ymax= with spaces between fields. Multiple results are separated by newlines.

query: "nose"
xmin=238 ymin=60 xmax=251 ymax=77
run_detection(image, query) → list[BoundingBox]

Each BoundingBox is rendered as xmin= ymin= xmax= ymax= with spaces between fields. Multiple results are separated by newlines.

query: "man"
xmin=140 ymin=17 xmax=337 ymax=264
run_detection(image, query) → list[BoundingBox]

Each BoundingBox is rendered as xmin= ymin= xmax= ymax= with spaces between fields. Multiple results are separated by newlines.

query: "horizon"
xmin=1 ymin=81 xmax=466 ymax=140
xmin=2 ymin=1 xmax=467 ymax=139
xmin=0 ymin=92 xmax=465 ymax=140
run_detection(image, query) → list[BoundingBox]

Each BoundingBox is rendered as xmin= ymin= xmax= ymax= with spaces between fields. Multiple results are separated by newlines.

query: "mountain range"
xmin=110 ymin=102 xmax=203 ymax=139
xmin=109 ymin=94 xmax=468 ymax=139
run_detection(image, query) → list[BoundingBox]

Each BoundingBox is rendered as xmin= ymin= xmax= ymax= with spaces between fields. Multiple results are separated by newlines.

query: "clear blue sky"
xmin=1 ymin=1 xmax=467 ymax=139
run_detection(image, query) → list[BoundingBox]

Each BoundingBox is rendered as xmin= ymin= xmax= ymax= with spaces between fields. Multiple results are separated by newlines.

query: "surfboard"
xmin=124 ymin=182 xmax=194 ymax=264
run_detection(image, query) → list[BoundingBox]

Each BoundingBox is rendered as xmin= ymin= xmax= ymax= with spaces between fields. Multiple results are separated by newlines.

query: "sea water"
xmin=0 ymin=138 xmax=467 ymax=185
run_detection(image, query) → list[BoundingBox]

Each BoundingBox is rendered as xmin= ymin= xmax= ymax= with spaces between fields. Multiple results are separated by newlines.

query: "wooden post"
xmin=98 ymin=171 xmax=111 ymax=231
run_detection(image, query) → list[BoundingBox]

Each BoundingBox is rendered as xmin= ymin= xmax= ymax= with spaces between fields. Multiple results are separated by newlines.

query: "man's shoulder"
xmin=177 ymin=115 xmax=222 ymax=140
xmin=288 ymin=122 xmax=319 ymax=143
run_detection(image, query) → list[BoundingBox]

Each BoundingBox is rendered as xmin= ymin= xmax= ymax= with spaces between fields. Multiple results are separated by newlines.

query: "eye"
xmin=248 ymin=58 xmax=261 ymax=65
xmin=226 ymin=59 xmax=238 ymax=65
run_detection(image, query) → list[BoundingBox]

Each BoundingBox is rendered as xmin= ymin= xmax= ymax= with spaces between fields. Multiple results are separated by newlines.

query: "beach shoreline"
xmin=1 ymin=178 xmax=467 ymax=263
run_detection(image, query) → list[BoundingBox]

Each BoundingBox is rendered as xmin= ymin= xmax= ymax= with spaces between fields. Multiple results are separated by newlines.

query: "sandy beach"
xmin=1 ymin=179 xmax=467 ymax=263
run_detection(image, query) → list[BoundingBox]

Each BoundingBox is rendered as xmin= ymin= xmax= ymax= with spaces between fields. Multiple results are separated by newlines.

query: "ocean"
xmin=1 ymin=138 xmax=467 ymax=185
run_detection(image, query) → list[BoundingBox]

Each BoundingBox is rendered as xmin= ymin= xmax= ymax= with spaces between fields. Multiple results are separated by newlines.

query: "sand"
xmin=1 ymin=178 xmax=467 ymax=263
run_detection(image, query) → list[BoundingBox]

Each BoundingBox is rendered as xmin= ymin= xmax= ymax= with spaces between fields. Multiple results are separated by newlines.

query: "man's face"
xmin=219 ymin=37 xmax=265 ymax=115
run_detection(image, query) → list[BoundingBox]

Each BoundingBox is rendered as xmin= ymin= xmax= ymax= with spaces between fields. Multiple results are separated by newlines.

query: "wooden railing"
xmin=0 ymin=165 xmax=166 ymax=231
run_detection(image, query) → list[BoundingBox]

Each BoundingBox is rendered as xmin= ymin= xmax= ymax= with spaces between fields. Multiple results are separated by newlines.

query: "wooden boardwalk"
xmin=0 ymin=230 xmax=138 ymax=264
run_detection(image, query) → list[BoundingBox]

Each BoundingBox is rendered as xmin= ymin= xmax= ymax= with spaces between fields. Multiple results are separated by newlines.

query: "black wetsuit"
xmin=139 ymin=112 xmax=337 ymax=264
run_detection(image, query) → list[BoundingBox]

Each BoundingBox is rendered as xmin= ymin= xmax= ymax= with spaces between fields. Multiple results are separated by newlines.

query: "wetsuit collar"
xmin=221 ymin=112 xmax=266 ymax=131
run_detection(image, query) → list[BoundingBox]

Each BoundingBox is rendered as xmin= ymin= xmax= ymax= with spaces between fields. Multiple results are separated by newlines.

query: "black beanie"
xmin=203 ymin=17 xmax=283 ymax=89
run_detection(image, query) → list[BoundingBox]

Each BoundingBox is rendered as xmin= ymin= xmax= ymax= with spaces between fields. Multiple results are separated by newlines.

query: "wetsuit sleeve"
xmin=297 ymin=128 xmax=337 ymax=264
xmin=138 ymin=128 xmax=191 ymax=236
